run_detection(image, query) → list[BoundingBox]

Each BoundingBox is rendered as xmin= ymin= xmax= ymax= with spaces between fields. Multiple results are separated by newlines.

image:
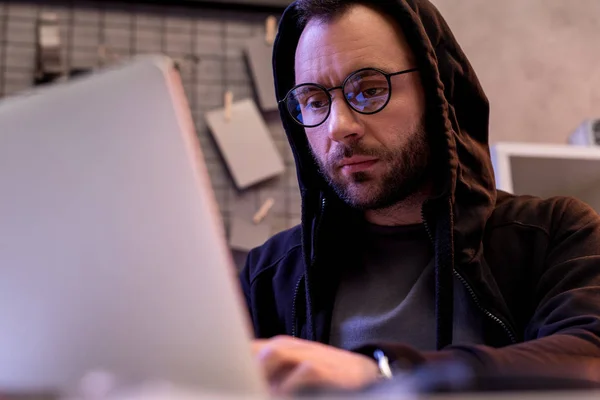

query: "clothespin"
xmin=224 ymin=90 xmax=233 ymax=122
xmin=38 ymin=12 xmax=61 ymax=53
xmin=253 ymin=198 xmax=275 ymax=224
xmin=173 ymin=54 xmax=200 ymax=71
xmin=35 ymin=12 xmax=65 ymax=81
xmin=265 ymin=16 xmax=277 ymax=45
xmin=98 ymin=44 xmax=120 ymax=66
xmin=98 ymin=45 xmax=107 ymax=64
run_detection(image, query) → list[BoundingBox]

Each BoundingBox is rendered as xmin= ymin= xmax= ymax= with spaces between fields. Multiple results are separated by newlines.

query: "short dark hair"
xmin=295 ymin=0 xmax=367 ymax=27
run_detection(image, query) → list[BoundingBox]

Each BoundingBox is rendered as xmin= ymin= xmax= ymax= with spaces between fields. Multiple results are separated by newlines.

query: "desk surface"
xmin=97 ymin=386 xmax=600 ymax=400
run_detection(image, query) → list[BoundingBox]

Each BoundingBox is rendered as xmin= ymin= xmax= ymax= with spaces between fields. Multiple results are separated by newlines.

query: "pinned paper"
xmin=224 ymin=90 xmax=233 ymax=122
xmin=265 ymin=16 xmax=277 ymax=45
xmin=205 ymin=98 xmax=285 ymax=190
xmin=253 ymin=198 xmax=275 ymax=224
xmin=229 ymin=217 xmax=271 ymax=252
xmin=245 ymin=36 xmax=278 ymax=111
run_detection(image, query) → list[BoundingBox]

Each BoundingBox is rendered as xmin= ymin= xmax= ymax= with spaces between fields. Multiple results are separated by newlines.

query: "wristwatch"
xmin=373 ymin=349 xmax=394 ymax=380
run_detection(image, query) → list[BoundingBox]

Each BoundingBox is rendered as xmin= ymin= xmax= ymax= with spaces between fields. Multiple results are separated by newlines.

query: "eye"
xmin=299 ymin=91 xmax=329 ymax=111
xmin=362 ymin=87 xmax=387 ymax=98
xmin=306 ymin=97 xmax=328 ymax=110
xmin=346 ymin=76 xmax=389 ymax=103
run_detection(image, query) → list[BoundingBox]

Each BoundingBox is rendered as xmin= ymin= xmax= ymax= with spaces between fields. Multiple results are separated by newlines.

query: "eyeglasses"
xmin=280 ymin=67 xmax=419 ymax=128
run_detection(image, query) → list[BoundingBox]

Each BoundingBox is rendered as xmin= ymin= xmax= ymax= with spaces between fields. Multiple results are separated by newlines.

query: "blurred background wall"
xmin=0 ymin=1 xmax=598 ymax=264
xmin=430 ymin=0 xmax=600 ymax=144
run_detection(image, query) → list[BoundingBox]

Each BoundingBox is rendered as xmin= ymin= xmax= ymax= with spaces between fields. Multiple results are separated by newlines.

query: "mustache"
xmin=327 ymin=143 xmax=383 ymax=167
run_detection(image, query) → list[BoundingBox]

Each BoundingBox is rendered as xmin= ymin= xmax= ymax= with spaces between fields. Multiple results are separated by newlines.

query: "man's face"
xmin=294 ymin=5 xmax=430 ymax=210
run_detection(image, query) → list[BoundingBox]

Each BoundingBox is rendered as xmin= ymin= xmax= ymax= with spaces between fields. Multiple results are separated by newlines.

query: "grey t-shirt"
xmin=329 ymin=223 xmax=485 ymax=351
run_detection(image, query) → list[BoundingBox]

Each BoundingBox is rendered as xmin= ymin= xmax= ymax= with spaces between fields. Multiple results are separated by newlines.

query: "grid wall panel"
xmin=0 ymin=1 xmax=299 ymax=268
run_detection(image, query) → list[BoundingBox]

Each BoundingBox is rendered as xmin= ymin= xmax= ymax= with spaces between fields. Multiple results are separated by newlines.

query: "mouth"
xmin=339 ymin=156 xmax=379 ymax=174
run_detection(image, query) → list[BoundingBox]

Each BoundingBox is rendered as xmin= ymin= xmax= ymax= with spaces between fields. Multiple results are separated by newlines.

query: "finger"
xmin=251 ymin=339 xmax=269 ymax=355
xmin=276 ymin=362 xmax=324 ymax=396
xmin=254 ymin=336 xmax=329 ymax=389
xmin=252 ymin=336 xmax=296 ymax=355
xmin=255 ymin=342 xmax=298 ymax=382
xmin=267 ymin=363 xmax=296 ymax=394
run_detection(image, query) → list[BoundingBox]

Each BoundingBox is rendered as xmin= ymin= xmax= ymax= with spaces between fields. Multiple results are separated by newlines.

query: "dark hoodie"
xmin=240 ymin=0 xmax=600 ymax=381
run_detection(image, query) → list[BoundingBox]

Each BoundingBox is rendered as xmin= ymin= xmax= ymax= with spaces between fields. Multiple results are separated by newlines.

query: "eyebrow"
xmin=294 ymin=86 xmax=324 ymax=97
xmin=297 ymin=65 xmax=401 ymax=87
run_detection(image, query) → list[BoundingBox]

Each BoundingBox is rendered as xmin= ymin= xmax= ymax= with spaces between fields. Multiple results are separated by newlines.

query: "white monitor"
xmin=491 ymin=142 xmax=600 ymax=213
xmin=0 ymin=56 xmax=265 ymax=397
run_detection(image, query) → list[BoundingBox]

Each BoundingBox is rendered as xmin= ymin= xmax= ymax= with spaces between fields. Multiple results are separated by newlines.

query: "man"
xmin=240 ymin=0 xmax=600 ymax=395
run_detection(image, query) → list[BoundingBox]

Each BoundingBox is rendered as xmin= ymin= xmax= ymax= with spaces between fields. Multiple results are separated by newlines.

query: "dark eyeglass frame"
xmin=280 ymin=66 xmax=419 ymax=128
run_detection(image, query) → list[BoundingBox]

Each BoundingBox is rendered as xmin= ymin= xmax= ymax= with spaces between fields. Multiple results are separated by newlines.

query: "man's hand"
xmin=252 ymin=336 xmax=380 ymax=395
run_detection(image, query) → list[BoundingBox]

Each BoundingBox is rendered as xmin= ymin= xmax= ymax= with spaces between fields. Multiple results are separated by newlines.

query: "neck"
xmin=364 ymin=188 xmax=431 ymax=226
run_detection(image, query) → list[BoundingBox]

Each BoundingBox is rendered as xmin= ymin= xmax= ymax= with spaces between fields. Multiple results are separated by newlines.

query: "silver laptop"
xmin=0 ymin=56 xmax=266 ymax=397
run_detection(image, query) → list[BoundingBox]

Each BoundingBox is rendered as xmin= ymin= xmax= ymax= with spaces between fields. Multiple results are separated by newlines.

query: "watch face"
xmin=593 ymin=120 xmax=600 ymax=145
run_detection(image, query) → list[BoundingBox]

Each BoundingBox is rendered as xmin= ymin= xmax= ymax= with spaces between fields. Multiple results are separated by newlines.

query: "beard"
xmin=311 ymin=121 xmax=431 ymax=211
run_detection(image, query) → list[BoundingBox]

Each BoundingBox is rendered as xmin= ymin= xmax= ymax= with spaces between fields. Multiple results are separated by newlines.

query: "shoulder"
xmin=245 ymin=224 xmax=303 ymax=285
xmin=491 ymin=190 xmax=599 ymax=237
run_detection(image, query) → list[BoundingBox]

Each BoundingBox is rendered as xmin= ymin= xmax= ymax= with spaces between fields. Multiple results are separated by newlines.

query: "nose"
xmin=326 ymin=95 xmax=364 ymax=144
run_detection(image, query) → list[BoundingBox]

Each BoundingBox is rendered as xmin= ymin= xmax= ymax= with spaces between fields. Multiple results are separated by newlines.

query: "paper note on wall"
xmin=205 ymin=98 xmax=285 ymax=190
xmin=229 ymin=217 xmax=272 ymax=252
xmin=245 ymin=36 xmax=278 ymax=112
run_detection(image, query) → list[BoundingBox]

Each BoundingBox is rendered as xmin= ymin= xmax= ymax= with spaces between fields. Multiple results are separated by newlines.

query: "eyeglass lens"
xmin=286 ymin=69 xmax=391 ymax=127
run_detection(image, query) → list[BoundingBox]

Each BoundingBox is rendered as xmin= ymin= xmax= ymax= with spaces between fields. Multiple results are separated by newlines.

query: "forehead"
xmin=294 ymin=4 xmax=415 ymax=85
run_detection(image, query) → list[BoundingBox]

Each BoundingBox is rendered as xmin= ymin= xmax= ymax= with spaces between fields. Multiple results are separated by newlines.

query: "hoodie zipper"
xmin=291 ymin=196 xmax=327 ymax=339
xmin=421 ymin=206 xmax=518 ymax=346
xmin=291 ymin=274 xmax=304 ymax=338
xmin=313 ymin=196 xmax=327 ymax=262
xmin=453 ymin=269 xmax=517 ymax=344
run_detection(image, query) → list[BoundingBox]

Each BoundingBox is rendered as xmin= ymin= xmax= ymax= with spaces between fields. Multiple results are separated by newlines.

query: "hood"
xmin=272 ymin=0 xmax=497 ymax=349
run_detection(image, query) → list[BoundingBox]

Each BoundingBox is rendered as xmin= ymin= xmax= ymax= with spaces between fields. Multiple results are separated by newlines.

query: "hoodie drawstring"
xmin=434 ymin=197 xmax=455 ymax=350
